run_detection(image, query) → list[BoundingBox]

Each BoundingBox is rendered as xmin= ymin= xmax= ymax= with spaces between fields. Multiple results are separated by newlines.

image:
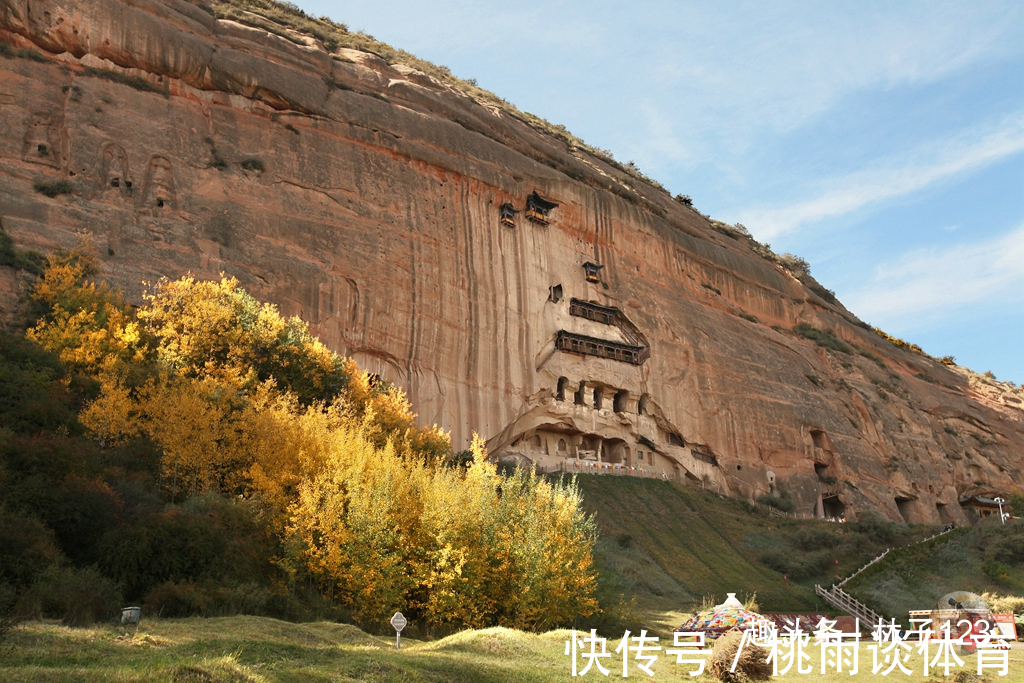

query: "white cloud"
xmin=731 ymin=113 xmax=1024 ymax=239
xmin=843 ymin=222 xmax=1024 ymax=328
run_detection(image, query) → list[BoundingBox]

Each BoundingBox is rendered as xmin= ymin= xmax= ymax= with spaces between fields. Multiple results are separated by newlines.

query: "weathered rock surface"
xmin=2 ymin=0 xmax=1022 ymax=524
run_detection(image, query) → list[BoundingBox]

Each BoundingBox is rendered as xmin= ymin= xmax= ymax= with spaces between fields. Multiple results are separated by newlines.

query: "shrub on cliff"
xmin=793 ymin=323 xmax=853 ymax=354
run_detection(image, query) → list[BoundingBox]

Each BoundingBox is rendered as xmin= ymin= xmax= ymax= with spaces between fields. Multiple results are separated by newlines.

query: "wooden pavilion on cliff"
xmin=524 ymin=191 xmax=558 ymax=224
xmin=582 ymin=261 xmax=604 ymax=283
xmin=499 ymin=202 xmax=519 ymax=228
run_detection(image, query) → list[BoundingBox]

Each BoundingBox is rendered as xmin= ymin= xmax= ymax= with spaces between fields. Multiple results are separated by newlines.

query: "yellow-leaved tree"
xmin=29 ymin=248 xmax=598 ymax=631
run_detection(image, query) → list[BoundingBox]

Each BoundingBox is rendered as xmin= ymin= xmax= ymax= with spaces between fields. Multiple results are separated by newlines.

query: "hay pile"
xmin=707 ymin=630 xmax=773 ymax=682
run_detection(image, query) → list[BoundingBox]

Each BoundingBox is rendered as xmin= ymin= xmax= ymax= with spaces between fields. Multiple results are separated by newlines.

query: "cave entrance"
xmin=895 ymin=496 xmax=916 ymax=524
xmin=604 ymin=439 xmax=627 ymax=465
xmin=822 ymin=495 xmax=845 ymax=519
xmin=936 ymin=502 xmax=953 ymax=525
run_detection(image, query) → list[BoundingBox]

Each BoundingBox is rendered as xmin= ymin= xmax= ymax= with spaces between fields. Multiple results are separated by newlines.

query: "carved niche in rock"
xmin=138 ymin=155 xmax=176 ymax=210
xmin=22 ymin=112 xmax=63 ymax=168
xmin=95 ymin=142 xmax=133 ymax=200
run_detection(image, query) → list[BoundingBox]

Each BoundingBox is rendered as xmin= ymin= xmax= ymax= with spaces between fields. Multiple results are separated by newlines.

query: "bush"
xmin=24 ymin=565 xmax=122 ymax=626
xmin=758 ymin=549 xmax=830 ymax=579
xmin=851 ymin=512 xmax=896 ymax=544
xmin=0 ymin=511 xmax=63 ymax=589
xmin=144 ymin=580 xmax=275 ymax=618
xmin=0 ymin=43 xmax=48 ymax=62
xmin=756 ymin=493 xmax=794 ymax=512
xmin=0 ymin=225 xmax=45 ymax=275
xmin=239 ymin=157 xmax=265 ymax=172
xmin=858 ymin=348 xmax=886 ymax=367
xmin=98 ymin=495 xmax=273 ymax=601
xmin=83 ymin=67 xmax=167 ymax=95
xmin=0 ymin=582 xmax=19 ymax=646
xmin=32 ymin=180 xmax=73 ymax=197
xmin=982 ymin=560 xmax=1011 ymax=581
xmin=708 ymin=630 xmax=772 ymax=682
xmin=790 ymin=526 xmax=842 ymax=551
xmin=981 ymin=519 xmax=1024 ymax=565
xmin=793 ymin=324 xmax=853 ymax=354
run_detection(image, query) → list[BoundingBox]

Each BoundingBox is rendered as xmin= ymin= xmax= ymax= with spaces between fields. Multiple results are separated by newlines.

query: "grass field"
xmin=4 ymin=476 xmax=1020 ymax=680
xmin=1 ymin=616 xmax=1021 ymax=682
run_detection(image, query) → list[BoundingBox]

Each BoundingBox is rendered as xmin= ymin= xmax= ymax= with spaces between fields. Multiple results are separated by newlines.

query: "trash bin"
xmin=121 ymin=606 xmax=141 ymax=625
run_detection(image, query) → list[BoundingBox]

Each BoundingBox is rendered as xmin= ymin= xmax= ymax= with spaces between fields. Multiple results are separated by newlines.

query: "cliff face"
xmin=2 ymin=0 xmax=1022 ymax=524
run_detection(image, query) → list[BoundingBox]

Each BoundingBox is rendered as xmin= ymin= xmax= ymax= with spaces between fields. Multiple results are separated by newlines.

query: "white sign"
xmin=391 ymin=612 xmax=407 ymax=650
xmin=391 ymin=612 xmax=407 ymax=632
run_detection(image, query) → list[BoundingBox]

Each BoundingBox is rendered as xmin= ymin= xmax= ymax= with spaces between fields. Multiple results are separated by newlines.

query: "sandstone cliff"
xmin=2 ymin=0 xmax=1022 ymax=524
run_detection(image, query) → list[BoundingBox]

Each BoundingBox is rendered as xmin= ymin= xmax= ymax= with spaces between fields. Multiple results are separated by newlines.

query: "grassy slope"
xmin=571 ymin=476 xmax=935 ymax=632
xmin=578 ymin=477 xmax=817 ymax=616
xmin=2 ymin=616 xmax=1022 ymax=682
xmin=844 ymin=521 xmax=1024 ymax=620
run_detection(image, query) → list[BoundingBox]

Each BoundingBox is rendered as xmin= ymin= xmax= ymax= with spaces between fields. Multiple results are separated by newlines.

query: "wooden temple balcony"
xmin=525 ymin=190 xmax=558 ymax=224
xmin=569 ymin=298 xmax=618 ymax=325
xmin=524 ymin=208 xmax=549 ymax=224
xmin=555 ymin=330 xmax=646 ymax=365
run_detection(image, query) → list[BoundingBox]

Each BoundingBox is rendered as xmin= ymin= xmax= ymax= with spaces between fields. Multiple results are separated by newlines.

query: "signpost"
xmin=391 ymin=612 xmax=407 ymax=650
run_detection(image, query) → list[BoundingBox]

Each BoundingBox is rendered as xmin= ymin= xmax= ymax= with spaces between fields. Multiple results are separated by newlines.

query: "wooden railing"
xmin=537 ymin=459 xmax=679 ymax=481
xmin=555 ymin=330 xmax=646 ymax=365
xmin=819 ymin=526 xmax=957 ymax=625
xmin=815 ymin=585 xmax=881 ymax=628
xmin=835 ymin=527 xmax=952 ymax=587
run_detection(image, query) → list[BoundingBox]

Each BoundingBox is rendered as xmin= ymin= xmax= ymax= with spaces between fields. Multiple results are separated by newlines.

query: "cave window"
xmin=811 ymin=429 xmax=828 ymax=450
xmin=593 ymin=387 xmax=603 ymax=410
xmin=613 ymin=390 xmax=628 ymax=413
xmin=638 ymin=450 xmax=644 ymax=461
xmin=549 ymin=284 xmax=563 ymax=304
xmin=157 ymin=199 xmax=165 ymax=208
xmin=37 ymin=143 xmax=48 ymax=155
xmin=556 ymin=377 xmax=568 ymax=401
xmin=583 ymin=261 xmax=604 ymax=283
xmin=125 ymin=181 xmax=133 ymax=189
xmin=637 ymin=393 xmax=649 ymax=415
xmin=814 ymin=462 xmax=829 ymax=479
xmin=574 ymin=381 xmax=586 ymax=406
xmin=669 ymin=433 xmax=684 ymax=447
xmin=693 ymin=449 xmax=718 ymax=467
xmin=736 ymin=465 xmax=742 ymax=471
xmin=111 ymin=178 xmax=120 ymax=188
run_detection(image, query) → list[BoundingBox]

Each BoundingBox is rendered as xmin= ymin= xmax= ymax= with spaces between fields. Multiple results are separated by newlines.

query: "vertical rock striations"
xmin=1 ymin=0 xmax=1022 ymax=523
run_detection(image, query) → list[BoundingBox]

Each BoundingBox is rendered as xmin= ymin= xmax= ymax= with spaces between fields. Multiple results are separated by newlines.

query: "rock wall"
xmin=2 ymin=0 xmax=1023 ymax=523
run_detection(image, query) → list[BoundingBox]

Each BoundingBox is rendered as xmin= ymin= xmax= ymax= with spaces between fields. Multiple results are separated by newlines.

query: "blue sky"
xmin=299 ymin=1 xmax=1024 ymax=383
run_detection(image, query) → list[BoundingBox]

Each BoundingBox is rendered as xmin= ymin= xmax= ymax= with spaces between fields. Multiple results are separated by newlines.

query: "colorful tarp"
xmin=677 ymin=605 xmax=766 ymax=637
